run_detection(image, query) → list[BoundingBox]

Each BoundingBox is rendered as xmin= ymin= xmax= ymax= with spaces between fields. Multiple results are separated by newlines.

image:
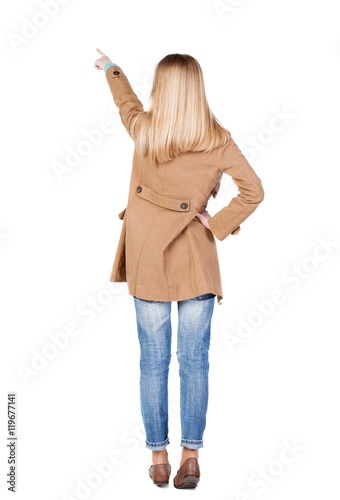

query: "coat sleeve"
xmin=208 ymin=135 xmax=265 ymax=241
xmin=105 ymin=65 xmax=144 ymax=137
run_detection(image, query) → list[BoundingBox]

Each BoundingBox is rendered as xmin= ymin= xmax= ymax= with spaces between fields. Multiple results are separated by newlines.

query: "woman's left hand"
xmin=195 ymin=210 xmax=212 ymax=231
xmin=94 ymin=48 xmax=112 ymax=70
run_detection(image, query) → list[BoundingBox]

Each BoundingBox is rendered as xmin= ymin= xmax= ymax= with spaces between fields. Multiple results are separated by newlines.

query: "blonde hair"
xmin=132 ymin=54 xmax=230 ymax=164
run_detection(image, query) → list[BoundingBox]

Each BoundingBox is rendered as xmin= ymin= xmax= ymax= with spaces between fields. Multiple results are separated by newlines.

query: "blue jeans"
xmin=133 ymin=293 xmax=215 ymax=451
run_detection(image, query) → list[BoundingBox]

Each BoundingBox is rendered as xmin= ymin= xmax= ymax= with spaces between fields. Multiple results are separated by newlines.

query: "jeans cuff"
xmin=145 ymin=437 xmax=170 ymax=450
xmin=180 ymin=439 xmax=203 ymax=449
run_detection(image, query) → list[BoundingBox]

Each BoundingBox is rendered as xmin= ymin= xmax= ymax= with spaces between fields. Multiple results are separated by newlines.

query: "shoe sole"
xmin=153 ymin=481 xmax=169 ymax=487
xmin=174 ymin=475 xmax=200 ymax=489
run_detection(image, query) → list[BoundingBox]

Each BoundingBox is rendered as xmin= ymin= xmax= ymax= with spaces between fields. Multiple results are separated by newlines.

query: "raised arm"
xmin=94 ymin=48 xmax=144 ymax=137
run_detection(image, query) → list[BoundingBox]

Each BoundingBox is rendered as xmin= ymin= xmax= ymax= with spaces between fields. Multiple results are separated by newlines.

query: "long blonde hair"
xmin=132 ymin=54 xmax=230 ymax=165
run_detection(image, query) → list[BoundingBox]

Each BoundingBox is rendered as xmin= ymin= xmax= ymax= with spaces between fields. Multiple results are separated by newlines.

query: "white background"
xmin=1 ymin=0 xmax=340 ymax=498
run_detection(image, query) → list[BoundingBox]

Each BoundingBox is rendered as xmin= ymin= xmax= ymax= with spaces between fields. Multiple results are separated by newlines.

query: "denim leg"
xmin=133 ymin=297 xmax=172 ymax=450
xmin=177 ymin=293 xmax=215 ymax=449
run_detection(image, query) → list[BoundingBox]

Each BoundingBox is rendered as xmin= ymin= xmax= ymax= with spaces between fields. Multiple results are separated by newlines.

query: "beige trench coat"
xmin=105 ymin=66 xmax=264 ymax=305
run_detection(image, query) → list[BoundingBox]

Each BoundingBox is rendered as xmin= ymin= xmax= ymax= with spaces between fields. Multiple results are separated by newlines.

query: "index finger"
xmin=96 ymin=48 xmax=106 ymax=56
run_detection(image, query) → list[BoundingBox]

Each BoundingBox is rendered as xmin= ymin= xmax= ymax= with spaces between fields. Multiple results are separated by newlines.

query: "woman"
xmin=94 ymin=49 xmax=264 ymax=488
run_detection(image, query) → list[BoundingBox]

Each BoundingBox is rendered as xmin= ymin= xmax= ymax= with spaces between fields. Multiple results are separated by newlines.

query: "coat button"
xmin=180 ymin=202 xmax=188 ymax=209
xmin=113 ymin=70 xmax=120 ymax=75
xmin=136 ymin=186 xmax=142 ymax=193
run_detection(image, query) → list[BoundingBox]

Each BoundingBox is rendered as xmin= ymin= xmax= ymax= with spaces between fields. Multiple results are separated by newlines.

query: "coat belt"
xmin=135 ymin=184 xmax=190 ymax=212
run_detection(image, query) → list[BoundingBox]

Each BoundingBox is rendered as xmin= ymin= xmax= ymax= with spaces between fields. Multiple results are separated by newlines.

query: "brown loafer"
xmin=149 ymin=463 xmax=171 ymax=486
xmin=173 ymin=457 xmax=200 ymax=489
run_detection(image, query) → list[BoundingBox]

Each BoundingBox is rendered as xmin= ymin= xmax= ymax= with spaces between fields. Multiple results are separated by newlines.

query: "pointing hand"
xmin=94 ymin=48 xmax=112 ymax=70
